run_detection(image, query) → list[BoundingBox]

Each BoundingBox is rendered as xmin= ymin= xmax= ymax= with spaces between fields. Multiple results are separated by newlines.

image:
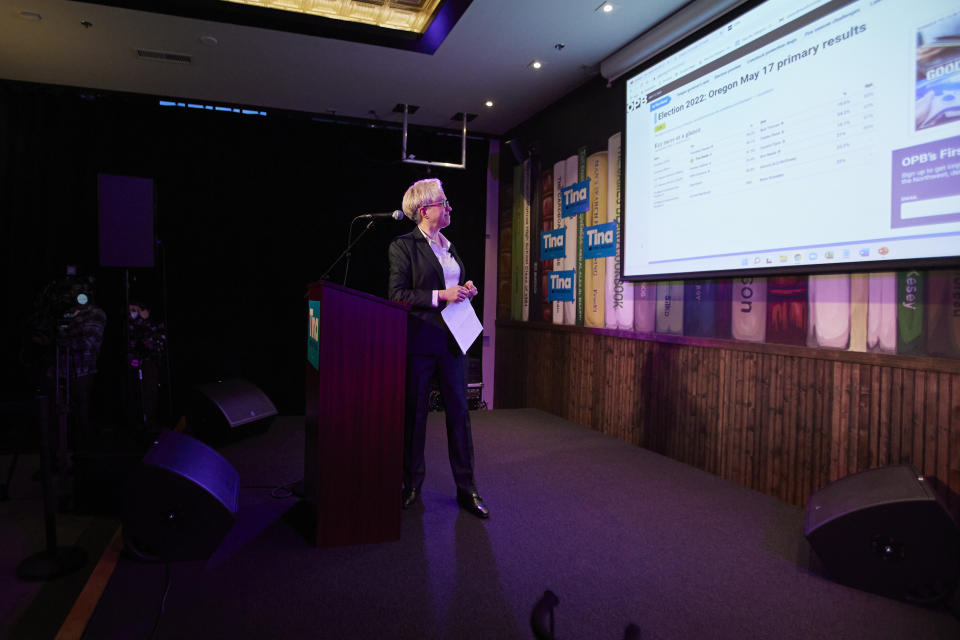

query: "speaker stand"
xmin=16 ymin=394 xmax=87 ymax=582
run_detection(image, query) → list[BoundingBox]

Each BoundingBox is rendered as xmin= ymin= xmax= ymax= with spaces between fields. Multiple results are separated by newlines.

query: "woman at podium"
xmin=387 ymin=178 xmax=489 ymax=519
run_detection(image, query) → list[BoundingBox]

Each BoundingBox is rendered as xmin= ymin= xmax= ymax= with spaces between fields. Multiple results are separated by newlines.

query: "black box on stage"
xmin=123 ymin=430 xmax=239 ymax=561
xmin=427 ymin=382 xmax=485 ymax=412
xmin=804 ymin=465 xmax=960 ymax=603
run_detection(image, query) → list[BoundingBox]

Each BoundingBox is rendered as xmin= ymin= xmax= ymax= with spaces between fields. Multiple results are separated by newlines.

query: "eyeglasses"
xmin=420 ymin=199 xmax=450 ymax=210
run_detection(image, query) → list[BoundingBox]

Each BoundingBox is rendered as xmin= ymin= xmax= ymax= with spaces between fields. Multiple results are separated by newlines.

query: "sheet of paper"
xmin=441 ymin=299 xmax=483 ymax=355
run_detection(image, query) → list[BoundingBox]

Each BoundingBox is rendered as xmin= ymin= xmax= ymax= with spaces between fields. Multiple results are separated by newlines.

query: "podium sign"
xmin=306 ymin=300 xmax=321 ymax=369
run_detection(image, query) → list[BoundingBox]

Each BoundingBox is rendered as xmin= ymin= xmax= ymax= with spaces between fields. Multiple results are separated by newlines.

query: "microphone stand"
xmin=318 ymin=217 xmax=377 ymax=286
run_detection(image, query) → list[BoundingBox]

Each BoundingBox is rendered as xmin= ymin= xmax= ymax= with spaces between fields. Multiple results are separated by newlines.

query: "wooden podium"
xmin=304 ymin=280 xmax=407 ymax=546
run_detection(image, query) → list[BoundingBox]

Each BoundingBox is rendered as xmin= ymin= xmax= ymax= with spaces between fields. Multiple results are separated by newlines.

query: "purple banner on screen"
xmin=890 ymin=134 xmax=960 ymax=229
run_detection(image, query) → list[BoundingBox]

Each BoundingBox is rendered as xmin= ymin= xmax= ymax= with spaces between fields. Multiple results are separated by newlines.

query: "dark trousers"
xmin=403 ymin=347 xmax=475 ymax=494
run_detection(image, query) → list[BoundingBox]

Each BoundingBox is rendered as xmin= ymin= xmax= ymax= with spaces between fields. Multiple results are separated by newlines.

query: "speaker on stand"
xmin=98 ymin=173 xmax=158 ymax=434
xmin=804 ymin=465 xmax=960 ymax=604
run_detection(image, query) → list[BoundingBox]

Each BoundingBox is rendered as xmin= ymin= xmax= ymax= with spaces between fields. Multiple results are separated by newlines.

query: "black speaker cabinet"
xmin=190 ymin=379 xmax=278 ymax=442
xmin=804 ymin=465 xmax=960 ymax=603
xmin=98 ymin=173 xmax=155 ymax=268
xmin=123 ymin=430 xmax=239 ymax=561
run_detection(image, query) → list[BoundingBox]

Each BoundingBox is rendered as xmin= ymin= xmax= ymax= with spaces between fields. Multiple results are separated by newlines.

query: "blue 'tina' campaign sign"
xmin=583 ymin=220 xmax=618 ymax=259
xmin=541 ymin=228 xmax=566 ymax=260
xmin=548 ymin=269 xmax=576 ymax=301
xmin=307 ymin=300 xmax=321 ymax=369
xmin=560 ymin=179 xmax=590 ymax=218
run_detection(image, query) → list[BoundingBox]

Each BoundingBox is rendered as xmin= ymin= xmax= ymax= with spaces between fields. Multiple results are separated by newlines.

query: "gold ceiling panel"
xmin=220 ymin=0 xmax=444 ymax=34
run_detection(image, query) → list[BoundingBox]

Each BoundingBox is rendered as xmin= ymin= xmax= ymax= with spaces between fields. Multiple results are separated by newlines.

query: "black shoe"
xmin=456 ymin=490 xmax=490 ymax=519
xmin=401 ymin=486 xmax=420 ymax=509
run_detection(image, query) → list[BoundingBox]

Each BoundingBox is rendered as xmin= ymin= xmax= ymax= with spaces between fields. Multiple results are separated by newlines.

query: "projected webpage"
xmin=623 ymin=0 xmax=960 ymax=279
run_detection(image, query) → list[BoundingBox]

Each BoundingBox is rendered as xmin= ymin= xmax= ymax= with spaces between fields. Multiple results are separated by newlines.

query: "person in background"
xmin=387 ymin=178 xmax=488 ymax=519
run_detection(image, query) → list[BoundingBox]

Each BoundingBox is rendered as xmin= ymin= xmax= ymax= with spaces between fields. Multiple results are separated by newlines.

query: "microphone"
xmin=358 ymin=210 xmax=404 ymax=220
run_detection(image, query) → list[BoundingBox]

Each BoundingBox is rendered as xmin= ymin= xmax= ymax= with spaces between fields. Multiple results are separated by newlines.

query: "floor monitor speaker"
xmin=123 ymin=430 xmax=239 ymax=561
xmin=191 ymin=379 xmax=278 ymax=441
xmin=804 ymin=465 xmax=960 ymax=603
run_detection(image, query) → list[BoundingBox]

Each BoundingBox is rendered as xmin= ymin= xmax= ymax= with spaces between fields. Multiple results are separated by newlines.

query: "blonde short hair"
xmin=402 ymin=178 xmax=443 ymax=224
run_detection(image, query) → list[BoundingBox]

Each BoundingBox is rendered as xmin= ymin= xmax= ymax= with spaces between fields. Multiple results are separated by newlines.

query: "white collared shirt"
xmin=418 ymin=226 xmax=460 ymax=307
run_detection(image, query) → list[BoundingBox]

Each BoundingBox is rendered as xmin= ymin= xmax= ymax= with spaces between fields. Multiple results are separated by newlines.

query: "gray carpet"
xmin=80 ymin=409 xmax=960 ymax=639
xmin=1 ymin=451 xmax=118 ymax=640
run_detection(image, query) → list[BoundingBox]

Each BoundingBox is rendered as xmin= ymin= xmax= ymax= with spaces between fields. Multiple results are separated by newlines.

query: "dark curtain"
xmin=0 ymin=81 xmax=490 ymax=421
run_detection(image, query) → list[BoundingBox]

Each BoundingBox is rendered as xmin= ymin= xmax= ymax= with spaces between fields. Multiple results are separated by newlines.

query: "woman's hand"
xmin=440 ymin=285 xmax=469 ymax=303
xmin=464 ymin=280 xmax=479 ymax=298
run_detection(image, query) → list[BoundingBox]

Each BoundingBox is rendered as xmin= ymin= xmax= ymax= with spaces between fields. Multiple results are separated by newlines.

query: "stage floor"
xmin=46 ymin=409 xmax=960 ymax=638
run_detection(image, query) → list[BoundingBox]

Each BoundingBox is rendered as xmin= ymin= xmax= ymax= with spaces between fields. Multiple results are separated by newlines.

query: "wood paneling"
xmin=495 ymin=321 xmax=960 ymax=509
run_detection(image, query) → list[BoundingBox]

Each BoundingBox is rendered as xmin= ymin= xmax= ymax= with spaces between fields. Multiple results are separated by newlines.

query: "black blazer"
xmin=388 ymin=229 xmax=467 ymax=355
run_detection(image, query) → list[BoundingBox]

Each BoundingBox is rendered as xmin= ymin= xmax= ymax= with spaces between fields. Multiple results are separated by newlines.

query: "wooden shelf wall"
xmin=495 ymin=321 xmax=960 ymax=509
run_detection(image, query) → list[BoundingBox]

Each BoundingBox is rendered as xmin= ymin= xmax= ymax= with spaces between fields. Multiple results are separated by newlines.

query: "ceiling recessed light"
xmin=484 ymin=100 xmax=494 ymax=108
xmin=530 ymin=60 xmax=542 ymax=70
xmin=597 ymin=2 xmax=615 ymax=13
xmin=199 ymin=35 xmax=219 ymax=46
